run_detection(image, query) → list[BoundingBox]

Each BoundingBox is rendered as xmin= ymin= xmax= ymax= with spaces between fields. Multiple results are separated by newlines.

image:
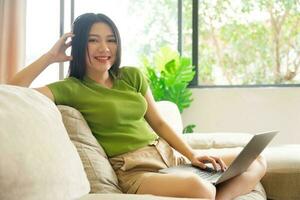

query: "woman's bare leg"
xmin=136 ymin=173 xmax=216 ymax=199
xmin=136 ymin=148 xmax=266 ymax=200
xmin=216 ymin=155 xmax=267 ymax=200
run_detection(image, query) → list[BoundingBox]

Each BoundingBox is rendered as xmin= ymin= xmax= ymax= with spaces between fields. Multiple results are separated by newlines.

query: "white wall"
xmin=182 ymin=87 xmax=300 ymax=145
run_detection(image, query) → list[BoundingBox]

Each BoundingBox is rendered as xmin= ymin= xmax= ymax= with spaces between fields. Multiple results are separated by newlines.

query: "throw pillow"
xmin=0 ymin=85 xmax=90 ymax=200
xmin=58 ymin=105 xmax=122 ymax=193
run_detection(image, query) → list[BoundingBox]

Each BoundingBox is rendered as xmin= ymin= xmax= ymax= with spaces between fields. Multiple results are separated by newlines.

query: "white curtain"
xmin=0 ymin=0 xmax=26 ymax=84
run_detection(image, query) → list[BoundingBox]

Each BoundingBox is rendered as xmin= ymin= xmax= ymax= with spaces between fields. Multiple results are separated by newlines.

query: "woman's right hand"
xmin=46 ymin=32 xmax=74 ymax=64
xmin=190 ymin=154 xmax=227 ymax=172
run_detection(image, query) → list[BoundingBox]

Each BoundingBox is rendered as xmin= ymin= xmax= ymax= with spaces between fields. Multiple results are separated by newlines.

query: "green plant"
xmin=182 ymin=124 xmax=196 ymax=134
xmin=141 ymin=46 xmax=196 ymax=133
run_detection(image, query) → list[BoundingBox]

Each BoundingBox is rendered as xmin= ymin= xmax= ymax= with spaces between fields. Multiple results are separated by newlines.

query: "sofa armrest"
xmin=261 ymin=145 xmax=300 ymax=200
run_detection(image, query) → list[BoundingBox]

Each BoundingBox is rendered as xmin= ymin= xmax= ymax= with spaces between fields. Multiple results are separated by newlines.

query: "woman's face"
xmin=85 ymin=22 xmax=117 ymax=75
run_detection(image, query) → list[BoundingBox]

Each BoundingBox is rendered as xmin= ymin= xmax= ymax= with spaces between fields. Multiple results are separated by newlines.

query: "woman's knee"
xmin=256 ymin=155 xmax=267 ymax=176
xmin=248 ymin=155 xmax=267 ymax=179
xmin=183 ymin=174 xmax=216 ymax=199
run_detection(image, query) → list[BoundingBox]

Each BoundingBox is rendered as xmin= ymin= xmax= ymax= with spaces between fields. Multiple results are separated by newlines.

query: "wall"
xmin=181 ymin=87 xmax=300 ymax=145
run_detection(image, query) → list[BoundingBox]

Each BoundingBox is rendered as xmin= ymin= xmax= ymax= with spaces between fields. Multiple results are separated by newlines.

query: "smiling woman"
xmin=87 ymin=25 xmax=116 ymax=66
xmin=68 ymin=13 xmax=121 ymax=88
xmin=85 ymin=23 xmax=117 ymax=84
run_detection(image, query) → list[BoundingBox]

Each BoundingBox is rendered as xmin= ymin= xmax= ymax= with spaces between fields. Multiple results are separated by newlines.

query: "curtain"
xmin=0 ymin=0 xmax=26 ymax=84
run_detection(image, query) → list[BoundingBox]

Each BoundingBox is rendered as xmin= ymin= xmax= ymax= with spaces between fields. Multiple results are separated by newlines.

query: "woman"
xmin=9 ymin=13 xmax=266 ymax=200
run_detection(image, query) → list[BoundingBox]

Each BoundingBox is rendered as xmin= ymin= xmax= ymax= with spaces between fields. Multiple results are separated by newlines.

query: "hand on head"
xmin=47 ymin=32 xmax=74 ymax=64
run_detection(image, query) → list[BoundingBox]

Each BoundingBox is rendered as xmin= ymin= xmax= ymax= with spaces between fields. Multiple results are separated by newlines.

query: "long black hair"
xmin=69 ymin=13 xmax=121 ymax=79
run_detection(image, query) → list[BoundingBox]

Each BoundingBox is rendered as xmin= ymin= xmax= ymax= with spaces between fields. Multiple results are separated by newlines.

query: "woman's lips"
xmin=94 ymin=56 xmax=111 ymax=63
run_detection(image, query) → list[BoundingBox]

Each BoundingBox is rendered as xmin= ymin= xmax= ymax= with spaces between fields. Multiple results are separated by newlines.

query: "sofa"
xmin=0 ymin=84 xmax=299 ymax=200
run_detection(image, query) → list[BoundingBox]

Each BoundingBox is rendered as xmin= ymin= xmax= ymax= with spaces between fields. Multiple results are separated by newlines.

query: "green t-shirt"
xmin=47 ymin=67 xmax=158 ymax=157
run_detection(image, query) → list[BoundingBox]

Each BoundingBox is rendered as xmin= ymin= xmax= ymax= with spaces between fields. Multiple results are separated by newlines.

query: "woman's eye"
xmin=88 ymin=38 xmax=98 ymax=43
xmin=108 ymin=39 xmax=116 ymax=43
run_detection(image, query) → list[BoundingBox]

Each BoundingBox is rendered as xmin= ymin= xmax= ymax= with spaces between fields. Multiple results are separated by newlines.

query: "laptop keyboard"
xmin=159 ymin=164 xmax=224 ymax=182
xmin=195 ymin=169 xmax=223 ymax=181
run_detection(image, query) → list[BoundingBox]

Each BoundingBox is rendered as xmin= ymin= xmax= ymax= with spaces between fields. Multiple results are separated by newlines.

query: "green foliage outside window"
xmin=197 ymin=0 xmax=300 ymax=85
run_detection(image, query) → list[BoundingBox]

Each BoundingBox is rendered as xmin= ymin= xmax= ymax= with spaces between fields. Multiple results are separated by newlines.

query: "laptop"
xmin=159 ymin=131 xmax=278 ymax=185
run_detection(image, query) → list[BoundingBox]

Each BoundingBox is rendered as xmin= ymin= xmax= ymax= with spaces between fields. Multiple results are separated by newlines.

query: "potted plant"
xmin=141 ymin=46 xmax=196 ymax=133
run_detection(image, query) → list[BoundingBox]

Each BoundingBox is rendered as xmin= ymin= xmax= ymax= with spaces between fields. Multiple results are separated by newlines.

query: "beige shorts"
xmin=109 ymin=138 xmax=187 ymax=194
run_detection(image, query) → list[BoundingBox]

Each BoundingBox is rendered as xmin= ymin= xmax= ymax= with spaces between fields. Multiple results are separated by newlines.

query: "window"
xmin=26 ymin=0 xmax=60 ymax=87
xmin=196 ymin=0 xmax=300 ymax=86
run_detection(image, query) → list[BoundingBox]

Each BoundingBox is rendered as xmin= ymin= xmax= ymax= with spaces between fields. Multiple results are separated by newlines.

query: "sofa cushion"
xmin=58 ymin=105 xmax=122 ymax=193
xmin=261 ymin=145 xmax=300 ymax=200
xmin=0 ymin=85 xmax=90 ymax=200
xmin=234 ymin=182 xmax=266 ymax=200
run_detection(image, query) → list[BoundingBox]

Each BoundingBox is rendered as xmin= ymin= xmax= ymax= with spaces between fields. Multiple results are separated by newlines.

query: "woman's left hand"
xmin=190 ymin=154 xmax=227 ymax=172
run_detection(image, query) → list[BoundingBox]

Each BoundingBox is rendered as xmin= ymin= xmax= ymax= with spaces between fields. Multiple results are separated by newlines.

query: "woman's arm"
xmin=144 ymin=88 xmax=226 ymax=171
xmin=8 ymin=33 xmax=73 ymax=87
xmin=7 ymin=33 xmax=73 ymax=101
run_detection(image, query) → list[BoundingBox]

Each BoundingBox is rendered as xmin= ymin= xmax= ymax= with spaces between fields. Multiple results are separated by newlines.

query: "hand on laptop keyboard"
xmin=204 ymin=164 xmax=222 ymax=172
xmin=190 ymin=154 xmax=227 ymax=172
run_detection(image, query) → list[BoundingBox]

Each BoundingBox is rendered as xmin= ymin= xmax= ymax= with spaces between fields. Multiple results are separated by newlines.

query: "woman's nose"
xmin=98 ymin=41 xmax=109 ymax=52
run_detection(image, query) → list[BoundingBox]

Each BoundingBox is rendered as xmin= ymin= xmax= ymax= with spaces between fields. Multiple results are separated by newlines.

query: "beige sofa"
xmin=0 ymin=84 xmax=299 ymax=200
